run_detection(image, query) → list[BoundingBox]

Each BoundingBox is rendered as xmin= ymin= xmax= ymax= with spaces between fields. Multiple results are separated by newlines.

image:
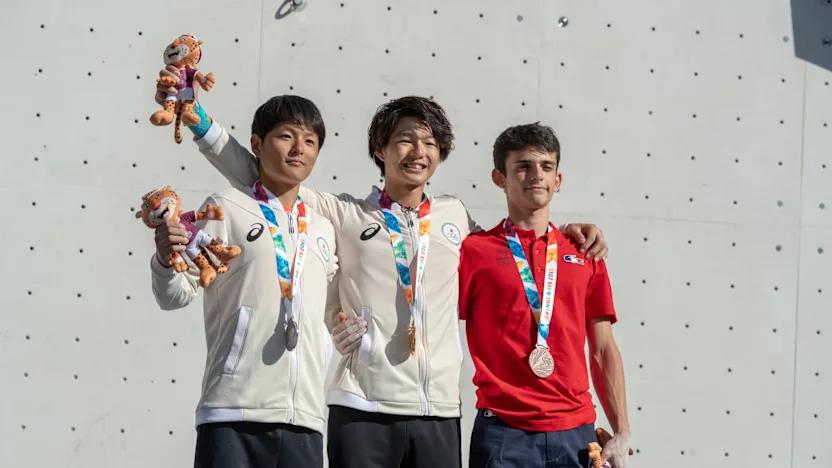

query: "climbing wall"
xmin=1 ymin=0 xmax=830 ymax=467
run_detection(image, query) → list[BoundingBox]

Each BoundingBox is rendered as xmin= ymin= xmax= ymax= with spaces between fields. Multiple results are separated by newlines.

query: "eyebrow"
xmin=513 ymin=158 xmax=556 ymax=164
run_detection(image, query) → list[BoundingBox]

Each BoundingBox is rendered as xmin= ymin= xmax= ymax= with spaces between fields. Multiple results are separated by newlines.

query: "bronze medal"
xmin=528 ymin=345 xmax=554 ymax=378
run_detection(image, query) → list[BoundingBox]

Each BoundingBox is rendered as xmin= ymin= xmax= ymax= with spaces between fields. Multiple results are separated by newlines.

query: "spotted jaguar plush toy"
xmin=149 ymin=33 xmax=215 ymax=143
xmin=589 ymin=427 xmax=633 ymax=468
xmin=136 ymin=186 xmax=240 ymax=287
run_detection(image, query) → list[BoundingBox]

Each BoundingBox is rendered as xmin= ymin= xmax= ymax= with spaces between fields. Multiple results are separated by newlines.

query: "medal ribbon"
xmin=253 ymin=181 xmax=308 ymax=321
xmin=503 ymin=219 xmax=558 ymax=349
xmin=378 ymin=191 xmax=431 ymax=310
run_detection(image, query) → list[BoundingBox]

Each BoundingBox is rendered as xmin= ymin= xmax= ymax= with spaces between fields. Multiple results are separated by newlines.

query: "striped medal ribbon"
xmin=379 ymin=191 xmax=431 ymax=356
xmin=253 ymin=181 xmax=308 ymax=351
xmin=503 ymin=218 xmax=558 ymax=378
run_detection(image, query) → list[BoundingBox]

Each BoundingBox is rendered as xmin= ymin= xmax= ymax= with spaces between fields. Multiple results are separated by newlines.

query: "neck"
xmin=261 ymin=173 xmax=300 ymax=210
xmin=507 ymin=203 xmax=550 ymax=237
xmin=383 ymin=182 xmax=424 ymax=209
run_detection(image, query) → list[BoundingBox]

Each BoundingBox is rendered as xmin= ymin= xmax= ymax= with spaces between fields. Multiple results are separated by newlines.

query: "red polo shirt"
xmin=458 ymin=221 xmax=616 ymax=432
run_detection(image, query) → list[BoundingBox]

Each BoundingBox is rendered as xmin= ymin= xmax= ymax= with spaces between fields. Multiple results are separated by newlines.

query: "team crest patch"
xmin=441 ymin=223 xmax=461 ymax=245
xmin=317 ymin=237 xmax=332 ymax=262
xmin=563 ymin=254 xmax=585 ymax=265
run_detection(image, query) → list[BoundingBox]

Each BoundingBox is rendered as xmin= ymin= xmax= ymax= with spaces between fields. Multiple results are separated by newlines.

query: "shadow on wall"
xmin=790 ymin=0 xmax=832 ymax=71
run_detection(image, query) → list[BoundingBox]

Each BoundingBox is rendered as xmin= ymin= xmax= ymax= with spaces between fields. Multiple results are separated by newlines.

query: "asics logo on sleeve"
xmin=247 ymin=223 xmax=265 ymax=242
xmin=360 ymin=223 xmax=382 ymax=241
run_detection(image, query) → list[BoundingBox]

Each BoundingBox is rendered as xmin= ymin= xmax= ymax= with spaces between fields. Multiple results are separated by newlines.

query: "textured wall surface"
xmin=1 ymin=1 xmax=830 ymax=467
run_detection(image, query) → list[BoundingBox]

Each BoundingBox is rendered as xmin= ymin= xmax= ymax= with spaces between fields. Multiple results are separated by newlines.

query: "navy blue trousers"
xmin=468 ymin=410 xmax=595 ymax=468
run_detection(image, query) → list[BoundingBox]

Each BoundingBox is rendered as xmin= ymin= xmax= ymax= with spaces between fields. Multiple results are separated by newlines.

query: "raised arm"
xmin=190 ymin=104 xmax=259 ymax=190
xmin=155 ymin=67 xmax=258 ymax=190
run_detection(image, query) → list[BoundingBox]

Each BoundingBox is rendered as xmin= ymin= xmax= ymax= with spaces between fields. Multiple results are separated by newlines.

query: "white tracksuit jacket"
xmin=151 ymin=185 xmax=338 ymax=433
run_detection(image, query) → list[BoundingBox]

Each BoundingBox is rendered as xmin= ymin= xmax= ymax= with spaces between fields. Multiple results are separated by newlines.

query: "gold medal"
xmin=528 ymin=345 xmax=554 ymax=378
xmin=408 ymin=319 xmax=417 ymax=356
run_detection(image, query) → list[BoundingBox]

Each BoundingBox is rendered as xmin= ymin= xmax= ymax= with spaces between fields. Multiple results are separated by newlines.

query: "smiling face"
xmin=375 ymin=116 xmax=441 ymax=190
xmin=251 ymin=122 xmax=320 ymax=189
xmin=492 ymin=147 xmax=562 ymax=212
xmin=138 ymin=187 xmax=181 ymax=228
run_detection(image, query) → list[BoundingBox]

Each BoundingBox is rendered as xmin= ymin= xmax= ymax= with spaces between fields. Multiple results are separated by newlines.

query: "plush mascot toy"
xmin=588 ymin=427 xmax=634 ymax=468
xmin=136 ymin=186 xmax=240 ymax=287
xmin=149 ymin=33 xmax=215 ymax=143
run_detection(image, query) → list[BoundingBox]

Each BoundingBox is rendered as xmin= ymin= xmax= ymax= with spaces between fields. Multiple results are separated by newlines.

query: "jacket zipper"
xmin=405 ymin=209 xmax=430 ymax=415
xmin=287 ymin=210 xmax=299 ymax=423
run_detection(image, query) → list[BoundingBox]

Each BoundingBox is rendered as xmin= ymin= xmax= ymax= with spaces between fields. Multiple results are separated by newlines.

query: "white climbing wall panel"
xmin=1 ymin=0 xmax=830 ymax=467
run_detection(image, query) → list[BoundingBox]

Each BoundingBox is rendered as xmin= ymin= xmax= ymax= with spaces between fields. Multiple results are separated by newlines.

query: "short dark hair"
xmin=367 ymin=96 xmax=454 ymax=175
xmin=251 ymin=95 xmax=326 ymax=147
xmin=492 ymin=122 xmax=560 ymax=174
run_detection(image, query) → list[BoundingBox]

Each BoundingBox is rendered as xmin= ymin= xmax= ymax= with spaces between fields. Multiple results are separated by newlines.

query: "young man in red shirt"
xmin=459 ymin=123 xmax=631 ymax=468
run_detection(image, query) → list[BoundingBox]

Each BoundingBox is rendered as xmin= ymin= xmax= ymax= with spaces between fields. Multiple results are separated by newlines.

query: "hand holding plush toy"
xmin=149 ymin=33 xmax=215 ymax=144
xmin=589 ymin=427 xmax=633 ymax=468
xmin=136 ymin=186 xmax=240 ymax=287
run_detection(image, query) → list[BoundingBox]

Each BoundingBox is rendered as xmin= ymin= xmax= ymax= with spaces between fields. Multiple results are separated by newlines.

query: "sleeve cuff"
xmin=195 ymin=120 xmax=223 ymax=150
xmin=150 ymin=253 xmax=180 ymax=280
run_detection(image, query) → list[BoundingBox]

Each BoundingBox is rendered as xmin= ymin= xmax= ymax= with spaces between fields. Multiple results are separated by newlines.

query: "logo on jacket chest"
xmin=360 ymin=222 xmax=382 ymax=241
xmin=317 ymin=237 xmax=332 ymax=262
xmin=563 ymin=254 xmax=586 ymax=265
xmin=442 ymin=223 xmax=461 ymax=245
xmin=247 ymin=222 xmax=265 ymax=242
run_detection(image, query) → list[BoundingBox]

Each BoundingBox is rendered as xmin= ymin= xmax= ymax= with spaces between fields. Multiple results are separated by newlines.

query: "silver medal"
xmin=285 ymin=320 xmax=299 ymax=350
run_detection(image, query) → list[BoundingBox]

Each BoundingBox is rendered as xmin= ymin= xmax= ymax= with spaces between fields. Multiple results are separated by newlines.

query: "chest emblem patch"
xmin=563 ymin=254 xmax=585 ymax=265
xmin=441 ymin=222 xmax=461 ymax=245
xmin=317 ymin=237 xmax=332 ymax=262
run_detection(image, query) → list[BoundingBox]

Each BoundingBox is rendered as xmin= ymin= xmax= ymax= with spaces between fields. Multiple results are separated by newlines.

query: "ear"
xmin=554 ymin=171 xmax=563 ymax=193
xmin=491 ymin=168 xmax=506 ymax=190
xmin=373 ymin=148 xmax=385 ymax=163
xmin=251 ymin=135 xmax=262 ymax=157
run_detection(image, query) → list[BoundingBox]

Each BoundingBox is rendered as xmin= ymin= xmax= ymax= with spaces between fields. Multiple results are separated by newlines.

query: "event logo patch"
xmin=317 ymin=237 xmax=332 ymax=262
xmin=442 ymin=223 xmax=461 ymax=245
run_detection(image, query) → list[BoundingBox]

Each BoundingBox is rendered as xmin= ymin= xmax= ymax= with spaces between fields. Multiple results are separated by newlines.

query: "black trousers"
xmin=194 ymin=421 xmax=323 ymax=468
xmin=327 ymin=405 xmax=461 ymax=468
